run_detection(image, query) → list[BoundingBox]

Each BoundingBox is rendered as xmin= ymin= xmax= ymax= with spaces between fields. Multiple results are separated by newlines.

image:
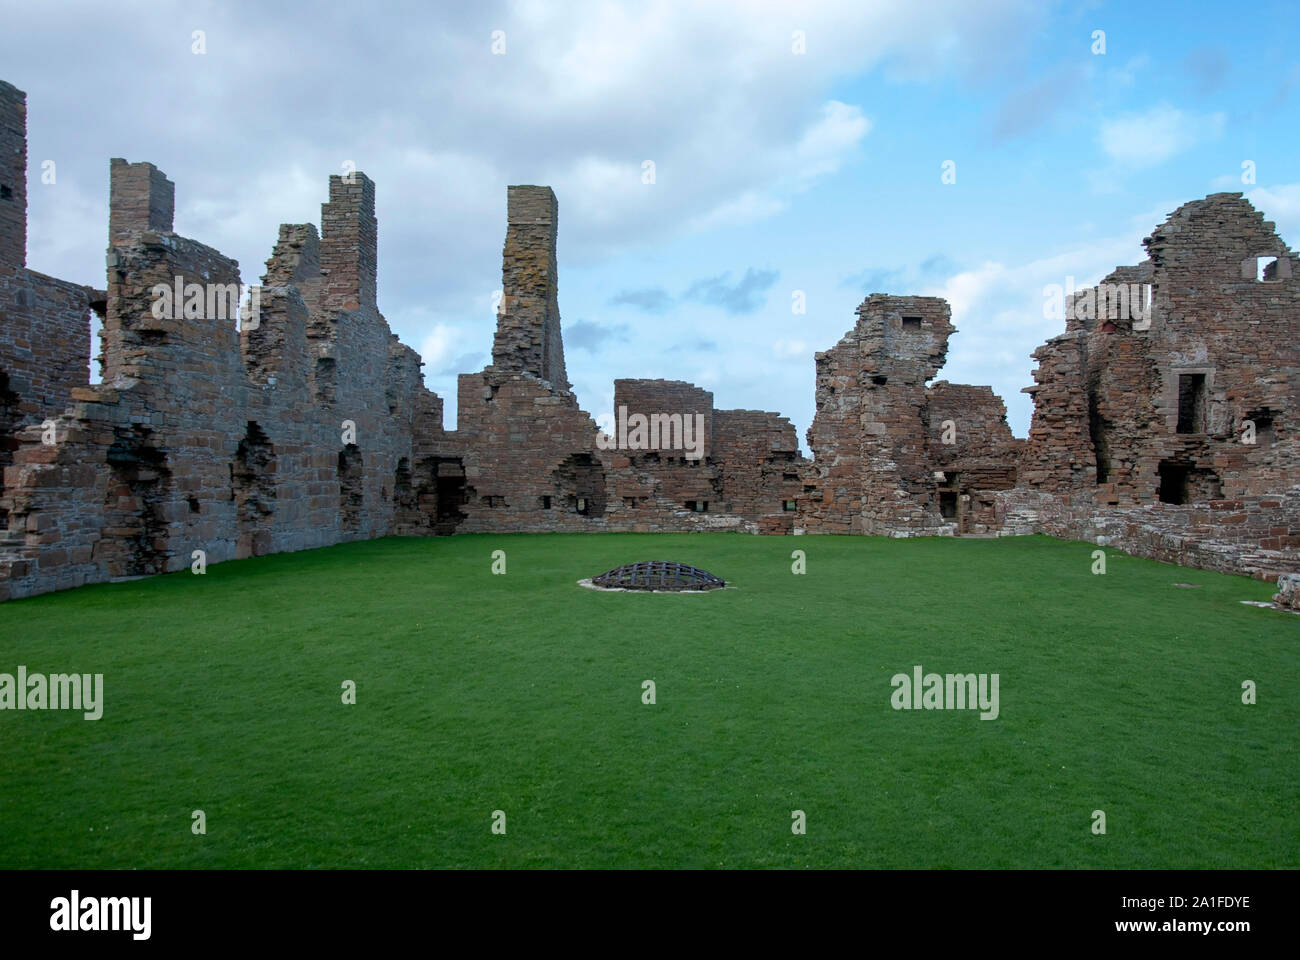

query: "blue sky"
xmin=4 ymin=0 xmax=1297 ymax=450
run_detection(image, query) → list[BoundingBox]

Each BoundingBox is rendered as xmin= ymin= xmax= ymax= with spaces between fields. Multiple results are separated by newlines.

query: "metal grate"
xmin=590 ymin=561 xmax=725 ymax=592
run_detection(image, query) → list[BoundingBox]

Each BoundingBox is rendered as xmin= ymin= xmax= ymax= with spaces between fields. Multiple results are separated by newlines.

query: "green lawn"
xmin=0 ymin=533 xmax=1295 ymax=869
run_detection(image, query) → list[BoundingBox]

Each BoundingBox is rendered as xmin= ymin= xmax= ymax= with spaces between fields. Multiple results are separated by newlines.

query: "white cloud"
xmin=1107 ymin=54 xmax=1150 ymax=89
xmin=3 ymin=0 xmax=1049 ymax=288
xmin=418 ymin=323 xmax=465 ymax=371
xmin=772 ymin=338 xmax=809 ymax=359
xmin=790 ymin=101 xmax=872 ymax=185
xmin=1209 ymin=172 xmax=1244 ymax=190
xmin=1098 ymin=103 xmax=1225 ymax=168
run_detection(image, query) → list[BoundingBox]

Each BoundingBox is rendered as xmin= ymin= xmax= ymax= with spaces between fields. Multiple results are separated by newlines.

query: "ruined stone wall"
xmin=447 ymin=368 xmax=604 ymax=532
xmin=404 ymin=204 xmax=810 ymax=538
xmin=1139 ymin=194 xmax=1298 ymax=500
xmin=0 ymin=273 xmax=91 ymax=442
xmin=1024 ymin=195 xmax=1298 ymax=507
xmin=712 ymin=408 xmax=802 ymax=532
xmin=3 ymin=74 xmax=1298 ymax=600
xmin=801 ymin=294 xmax=960 ymax=535
xmin=1019 ymin=332 xmax=1094 ymax=492
xmin=925 ymin=382 xmax=1015 ymax=468
xmin=0 ymin=134 xmax=436 ymax=599
xmin=0 ymin=82 xmax=92 ymax=536
xmin=108 ymin=158 xmax=174 ymax=247
xmin=924 ymin=381 xmax=1021 ymax=533
xmin=437 ymin=371 xmax=800 ymax=535
xmin=994 ymin=487 xmax=1300 ymax=581
xmin=612 ymin=379 xmax=714 ymax=459
xmin=605 ymin=378 xmax=722 ymax=524
xmin=1083 ymin=323 xmax=1162 ymax=506
xmin=1011 ymin=193 xmax=1300 ymax=578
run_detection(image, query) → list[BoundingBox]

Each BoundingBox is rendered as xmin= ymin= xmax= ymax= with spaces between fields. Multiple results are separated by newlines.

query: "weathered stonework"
xmin=0 ymin=81 xmax=94 ymax=539
xmin=0 ymin=79 xmax=1296 ymax=601
xmin=492 ymin=186 xmax=568 ymax=392
xmin=1007 ymin=193 xmax=1299 ymax=580
xmin=800 ymin=295 xmax=1016 ymax=536
xmin=926 ymin=382 xmax=1022 ymax=534
xmin=0 ymin=86 xmax=437 ymax=599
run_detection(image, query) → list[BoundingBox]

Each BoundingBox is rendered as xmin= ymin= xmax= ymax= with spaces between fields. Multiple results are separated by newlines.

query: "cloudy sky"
xmin=3 ymin=0 xmax=1297 ymax=450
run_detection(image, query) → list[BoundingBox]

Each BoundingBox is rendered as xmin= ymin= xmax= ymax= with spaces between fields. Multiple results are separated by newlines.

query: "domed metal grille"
xmin=590 ymin=561 xmax=725 ymax=592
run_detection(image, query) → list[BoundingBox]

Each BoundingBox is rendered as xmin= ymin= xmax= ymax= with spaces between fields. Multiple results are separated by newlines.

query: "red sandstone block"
xmin=39 ymin=549 xmax=67 ymax=567
xmin=1260 ymin=537 xmax=1281 ymax=550
xmin=28 ymin=469 xmax=66 ymax=488
xmin=1209 ymin=499 xmax=1244 ymax=510
xmin=17 ymin=445 xmax=60 ymax=464
xmin=1259 ymin=501 xmax=1281 ymax=508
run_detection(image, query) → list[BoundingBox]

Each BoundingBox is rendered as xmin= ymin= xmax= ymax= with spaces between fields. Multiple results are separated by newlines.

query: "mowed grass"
xmin=0 ymin=532 xmax=1295 ymax=869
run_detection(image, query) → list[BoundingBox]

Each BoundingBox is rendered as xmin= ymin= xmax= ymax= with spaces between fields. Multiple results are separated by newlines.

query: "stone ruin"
xmin=1 ymin=79 xmax=1297 ymax=602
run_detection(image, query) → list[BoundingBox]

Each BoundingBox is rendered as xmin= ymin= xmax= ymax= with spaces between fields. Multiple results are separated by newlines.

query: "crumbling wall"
xmin=712 ymin=409 xmax=802 ymax=531
xmin=0 ymin=80 xmax=26 ymax=271
xmin=3 ymin=73 xmax=1297 ymax=599
xmin=0 ymin=82 xmax=92 ymax=534
xmin=0 ymin=104 xmax=439 ymax=599
xmin=1019 ymin=332 xmax=1094 ymax=491
xmin=604 ymin=378 xmax=721 ymax=525
xmin=612 ymin=379 xmax=714 ymax=460
xmin=1024 ymin=195 xmax=1297 ymax=505
xmin=801 ymin=294 xmax=961 ymax=535
xmin=1013 ymin=193 xmax=1300 ymax=578
xmin=925 ymin=381 xmax=1021 ymax=533
xmin=450 ymin=368 xmax=604 ymax=531
xmin=995 ymin=487 xmax=1300 ymax=581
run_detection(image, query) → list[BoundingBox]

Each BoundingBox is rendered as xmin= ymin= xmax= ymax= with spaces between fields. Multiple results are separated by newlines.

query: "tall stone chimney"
xmin=109 ymin=158 xmax=175 ymax=245
xmin=492 ymin=185 xmax=568 ymax=390
xmin=320 ymin=172 xmax=377 ymax=314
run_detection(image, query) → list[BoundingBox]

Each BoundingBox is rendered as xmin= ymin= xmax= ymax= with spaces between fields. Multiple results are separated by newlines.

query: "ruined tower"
xmin=108 ymin=158 xmax=174 ymax=247
xmin=491 ymin=185 xmax=568 ymax=391
xmin=803 ymin=295 xmax=956 ymax=534
xmin=320 ymin=173 xmax=377 ymax=314
xmin=0 ymin=81 xmax=26 ymax=270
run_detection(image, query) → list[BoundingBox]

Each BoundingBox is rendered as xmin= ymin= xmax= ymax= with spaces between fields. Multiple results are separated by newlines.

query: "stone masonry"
xmin=1001 ymin=193 xmax=1299 ymax=581
xmin=0 ymin=79 xmax=1296 ymax=601
xmin=0 ymin=81 xmax=95 ymax=540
